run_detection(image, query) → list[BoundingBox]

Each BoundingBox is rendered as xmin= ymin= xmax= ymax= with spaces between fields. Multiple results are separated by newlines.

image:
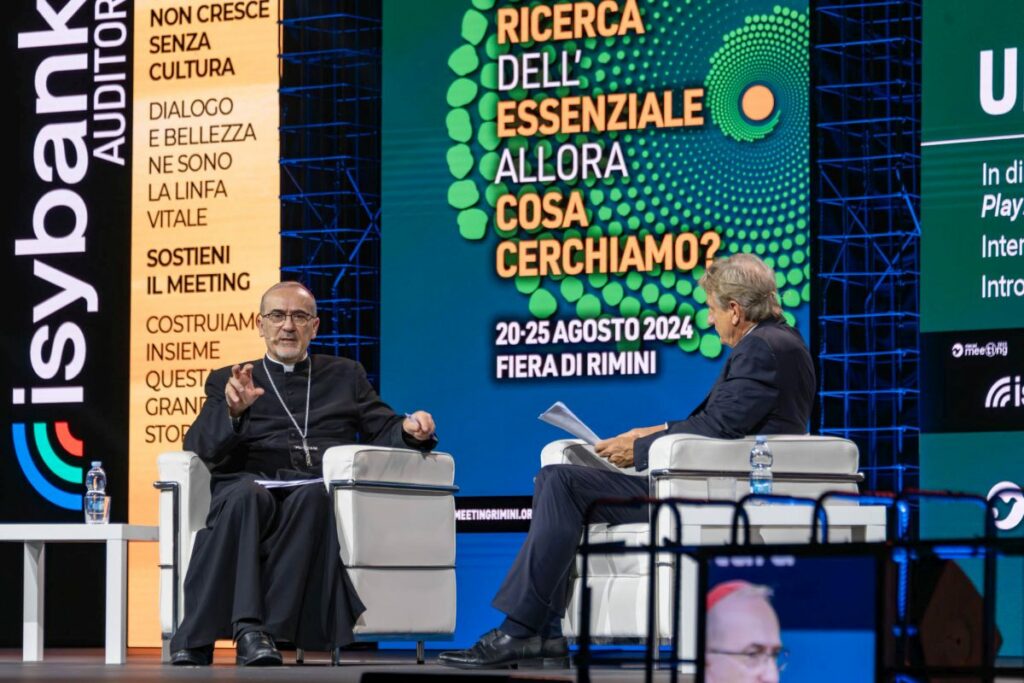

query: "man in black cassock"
xmin=169 ymin=281 xmax=437 ymax=666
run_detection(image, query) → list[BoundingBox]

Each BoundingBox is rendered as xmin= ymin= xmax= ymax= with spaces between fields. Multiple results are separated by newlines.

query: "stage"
xmin=2 ymin=650 xmax=1023 ymax=682
xmin=0 ymin=649 xmax=685 ymax=682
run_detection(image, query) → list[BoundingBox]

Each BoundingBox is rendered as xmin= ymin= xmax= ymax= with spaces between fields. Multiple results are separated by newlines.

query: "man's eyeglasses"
xmin=261 ymin=311 xmax=316 ymax=327
xmin=708 ymin=647 xmax=789 ymax=671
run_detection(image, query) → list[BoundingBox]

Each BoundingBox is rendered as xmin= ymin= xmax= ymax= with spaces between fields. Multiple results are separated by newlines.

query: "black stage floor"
xmin=0 ymin=649 xmax=686 ymax=682
xmin=3 ymin=650 xmax=1022 ymax=681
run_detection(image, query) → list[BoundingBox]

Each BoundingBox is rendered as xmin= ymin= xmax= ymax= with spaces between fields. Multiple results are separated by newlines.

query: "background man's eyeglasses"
xmin=261 ymin=311 xmax=316 ymax=327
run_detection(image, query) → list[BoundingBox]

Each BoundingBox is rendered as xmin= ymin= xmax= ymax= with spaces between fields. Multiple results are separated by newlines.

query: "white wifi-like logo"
xmin=985 ymin=375 xmax=1021 ymax=408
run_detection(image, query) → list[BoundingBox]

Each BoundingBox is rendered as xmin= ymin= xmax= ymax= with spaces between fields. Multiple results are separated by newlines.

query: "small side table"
xmin=0 ymin=523 xmax=159 ymax=664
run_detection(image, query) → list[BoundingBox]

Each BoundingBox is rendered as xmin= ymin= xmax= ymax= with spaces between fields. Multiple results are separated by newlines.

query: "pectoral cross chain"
xmin=262 ymin=356 xmax=315 ymax=468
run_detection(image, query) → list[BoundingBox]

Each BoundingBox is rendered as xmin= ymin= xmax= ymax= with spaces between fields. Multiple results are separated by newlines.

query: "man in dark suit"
xmin=170 ymin=281 xmax=437 ymax=667
xmin=439 ymin=253 xmax=815 ymax=669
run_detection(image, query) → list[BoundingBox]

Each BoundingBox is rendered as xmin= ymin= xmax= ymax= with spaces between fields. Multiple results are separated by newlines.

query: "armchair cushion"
xmin=584 ymin=522 xmax=656 ymax=576
xmin=349 ymin=568 xmax=456 ymax=636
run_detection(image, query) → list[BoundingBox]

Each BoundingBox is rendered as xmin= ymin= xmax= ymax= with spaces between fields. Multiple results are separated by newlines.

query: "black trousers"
xmin=491 ymin=464 xmax=649 ymax=633
xmin=169 ymin=474 xmax=365 ymax=651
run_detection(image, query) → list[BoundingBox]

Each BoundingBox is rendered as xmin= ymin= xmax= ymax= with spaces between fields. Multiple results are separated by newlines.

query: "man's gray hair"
xmin=699 ymin=254 xmax=782 ymax=322
xmin=260 ymin=281 xmax=318 ymax=316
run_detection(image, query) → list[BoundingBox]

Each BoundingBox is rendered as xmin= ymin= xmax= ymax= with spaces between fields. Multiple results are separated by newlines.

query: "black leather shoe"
xmin=235 ymin=631 xmax=282 ymax=666
xmin=170 ymin=644 xmax=213 ymax=666
xmin=541 ymin=635 xmax=570 ymax=668
xmin=438 ymin=628 xmax=542 ymax=669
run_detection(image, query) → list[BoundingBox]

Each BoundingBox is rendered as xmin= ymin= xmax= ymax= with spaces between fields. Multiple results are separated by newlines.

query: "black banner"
xmin=455 ymin=496 xmax=533 ymax=533
xmin=1 ymin=0 xmax=132 ymax=521
xmin=921 ymin=328 xmax=1024 ymax=433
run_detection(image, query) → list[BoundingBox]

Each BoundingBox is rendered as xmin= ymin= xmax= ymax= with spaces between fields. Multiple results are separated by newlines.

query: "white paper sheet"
xmin=538 ymin=401 xmax=602 ymax=444
xmin=539 ymin=402 xmax=628 ymax=472
xmin=254 ymin=478 xmax=322 ymax=489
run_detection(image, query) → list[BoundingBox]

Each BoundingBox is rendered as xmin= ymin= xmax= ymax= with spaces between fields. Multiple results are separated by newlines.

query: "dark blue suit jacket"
xmin=634 ymin=317 xmax=815 ymax=471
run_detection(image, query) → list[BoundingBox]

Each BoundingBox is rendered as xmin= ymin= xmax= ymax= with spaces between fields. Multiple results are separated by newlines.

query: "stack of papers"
xmin=538 ymin=402 xmax=620 ymax=472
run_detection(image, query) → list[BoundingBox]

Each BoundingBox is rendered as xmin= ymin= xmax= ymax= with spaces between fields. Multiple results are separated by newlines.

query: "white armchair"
xmin=155 ymin=445 xmax=457 ymax=663
xmin=542 ymin=434 xmax=887 ymax=648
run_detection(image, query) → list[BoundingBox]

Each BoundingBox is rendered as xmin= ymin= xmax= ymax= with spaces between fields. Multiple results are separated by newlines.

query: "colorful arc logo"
xmin=11 ymin=421 xmax=84 ymax=511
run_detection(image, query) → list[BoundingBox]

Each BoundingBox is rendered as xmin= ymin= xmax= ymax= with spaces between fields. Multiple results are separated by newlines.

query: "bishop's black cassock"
xmin=169 ymin=354 xmax=436 ymax=651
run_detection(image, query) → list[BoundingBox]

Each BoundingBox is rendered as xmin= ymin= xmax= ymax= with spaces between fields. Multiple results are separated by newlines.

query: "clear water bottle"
xmin=749 ymin=436 xmax=773 ymax=501
xmin=84 ymin=461 xmax=109 ymax=524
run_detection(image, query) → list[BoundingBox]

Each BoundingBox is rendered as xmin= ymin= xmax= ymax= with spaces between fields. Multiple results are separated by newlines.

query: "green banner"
xmin=921 ymin=0 xmax=1024 ymax=657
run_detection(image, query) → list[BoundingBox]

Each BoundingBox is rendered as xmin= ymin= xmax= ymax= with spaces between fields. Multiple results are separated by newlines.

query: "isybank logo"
xmin=11 ymin=0 xmax=104 ymax=511
xmin=11 ymin=421 xmax=85 ymax=511
xmin=984 ymin=375 xmax=1023 ymax=408
xmin=987 ymin=481 xmax=1024 ymax=531
xmin=11 ymin=0 xmax=101 ymax=512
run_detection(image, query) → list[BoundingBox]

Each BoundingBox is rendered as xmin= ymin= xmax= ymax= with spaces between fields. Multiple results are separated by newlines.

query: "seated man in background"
xmin=170 ymin=281 xmax=437 ymax=666
xmin=706 ymin=580 xmax=786 ymax=683
xmin=439 ymin=253 xmax=814 ymax=669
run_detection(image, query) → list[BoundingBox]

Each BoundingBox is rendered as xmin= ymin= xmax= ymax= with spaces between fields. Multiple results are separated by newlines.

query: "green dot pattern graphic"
xmin=444 ymin=0 xmax=810 ymax=360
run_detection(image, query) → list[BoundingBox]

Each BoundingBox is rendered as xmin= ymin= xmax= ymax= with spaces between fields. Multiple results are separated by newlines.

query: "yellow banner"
xmin=129 ymin=0 xmax=280 ymax=646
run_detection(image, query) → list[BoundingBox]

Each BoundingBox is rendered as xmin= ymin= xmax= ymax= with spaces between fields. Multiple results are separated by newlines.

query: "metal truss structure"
xmin=813 ymin=0 xmax=922 ymax=493
xmin=279 ymin=0 xmax=382 ymax=382
xmin=276 ymin=0 xmax=924 ymax=490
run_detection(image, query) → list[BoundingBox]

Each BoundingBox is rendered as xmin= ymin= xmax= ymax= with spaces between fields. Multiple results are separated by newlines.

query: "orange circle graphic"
xmin=741 ymin=84 xmax=775 ymax=122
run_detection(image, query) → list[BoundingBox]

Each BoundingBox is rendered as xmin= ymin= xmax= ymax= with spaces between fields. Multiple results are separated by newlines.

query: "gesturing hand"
xmin=225 ymin=364 xmax=265 ymax=418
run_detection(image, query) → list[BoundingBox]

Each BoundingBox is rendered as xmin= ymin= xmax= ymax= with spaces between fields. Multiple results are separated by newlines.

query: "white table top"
xmin=0 ymin=523 xmax=158 ymax=542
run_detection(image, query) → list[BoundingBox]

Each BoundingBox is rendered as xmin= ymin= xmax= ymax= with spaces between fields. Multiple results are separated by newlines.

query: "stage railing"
xmin=573 ymin=490 xmax=1023 ymax=682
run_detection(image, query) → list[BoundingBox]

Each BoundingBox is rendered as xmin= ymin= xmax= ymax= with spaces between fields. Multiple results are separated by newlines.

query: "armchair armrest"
xmin=647 ymin=434 xmax=860 ymax=475
xmin=322 ymin=445 xmax=455 ymax=489
xmin=647 ymin=434 xmax=863 ymax=504
xmin=540 ymin=439 xmax=639 ymax=477
xmin=541 ymin=439 xmax=584 ymax=466
xmin=155 ymin=451 xmax=211 ymax=635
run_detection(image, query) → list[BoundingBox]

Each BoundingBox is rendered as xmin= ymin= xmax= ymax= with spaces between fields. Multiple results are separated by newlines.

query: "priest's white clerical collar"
xmin=264 ymin=353 xmax=308 ymax=373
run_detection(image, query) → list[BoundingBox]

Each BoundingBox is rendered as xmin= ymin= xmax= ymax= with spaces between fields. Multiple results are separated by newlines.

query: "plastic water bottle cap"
xmin=755 ymin=435 xmax=766 ymax=444
xmin=91 ymin=461 xmax=102 ymax=467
